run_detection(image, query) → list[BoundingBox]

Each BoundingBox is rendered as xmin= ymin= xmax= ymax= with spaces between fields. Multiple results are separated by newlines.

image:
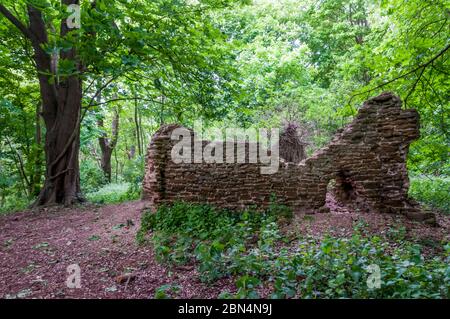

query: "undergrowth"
xmin=409 ymin=176 xmax=450 ymax=214
xmin=138 ymin=201 xmax=449 ymax=299
xmin=86 ymin=183 xmax=140 ymax=204
xmin=0 ymin=197 xmax=30 ymax=215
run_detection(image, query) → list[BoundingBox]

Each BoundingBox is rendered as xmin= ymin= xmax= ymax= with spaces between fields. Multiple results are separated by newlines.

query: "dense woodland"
xmin=0 ymin=0 xmax=448 ymax=211
xmin=0 ymin=0 xmax=449 ymax=300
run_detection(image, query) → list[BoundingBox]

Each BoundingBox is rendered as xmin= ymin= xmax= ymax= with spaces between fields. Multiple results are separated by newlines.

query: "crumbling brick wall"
xmin=142 ymin=92 xmax=434 ymax=222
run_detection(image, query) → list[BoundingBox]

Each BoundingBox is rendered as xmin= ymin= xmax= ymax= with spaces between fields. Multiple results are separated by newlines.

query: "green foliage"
xmin=136 ymin=209 xmax=156 ymax=245
xmin=213 ymin=0 xmax=449 ymax=173
xmin=122 ymin=156 xmax=145 ymax=198
xmin=409 ymin=176 xmax=450 ymax=214
xmin=154 ymin=284 xmax=181 ymax=299
xmin=213 ymin=0 xmax=347 ymax=150
xmin=0 ymin=164 xmax=30 ymax=214
xmin=0 ymin=196 xmax=30 ymax=215
xmin=139 ymin=202 xmax=449 ymax=299
xmin=88 ymin=235 xmax=101 ymax=241
xmin=136 ymin=201 xmax=288 ymax=280
xmin=80 ymin=160 xmax=107 ymax=194
xmin=289 ymin=234 xmax=449 ymax=298
xmin=86 ymin=183 xmax=139 ymax=204
xmin=409 ymin=136 xmax=449 ymax=176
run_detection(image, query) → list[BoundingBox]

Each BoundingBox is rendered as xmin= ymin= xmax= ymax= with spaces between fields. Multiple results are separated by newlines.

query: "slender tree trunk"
xmin=139 ymin=109 xmax=144 ymax=156
xmin=0 ymin=191 xmax=5 ymax=207
xmin=31 ymin=102 xmax=43 ymax=196
xmin=159 ymin=96 xmax=165 ymax=125
xmin=114 ymin=147 xmax=119 ymax=183
xmin=134 ymin=96 xmax=142 ymax=156
xmin=98 ymin=120 xmax=113 ymax=183
xmin=5 ymin=137 xmax=31 ymax=196
xmin=128 ymin=145 xmax=136 ymax=159
xmin=98 ymin=108 xmax=120 ymax=183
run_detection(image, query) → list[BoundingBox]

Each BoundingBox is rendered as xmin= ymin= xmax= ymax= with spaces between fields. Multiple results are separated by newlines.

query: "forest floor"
xmin=0 ymin=199 xmax=449 ymax=299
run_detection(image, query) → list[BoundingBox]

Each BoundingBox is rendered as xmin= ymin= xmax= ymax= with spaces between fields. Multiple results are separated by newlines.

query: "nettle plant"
xmin=137 ymin=201 xmax=449 ymax=299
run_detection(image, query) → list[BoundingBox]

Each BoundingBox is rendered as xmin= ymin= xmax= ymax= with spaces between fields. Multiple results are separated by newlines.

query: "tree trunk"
xmin=98 ymin=119 xmax=113 ymax=183
xmin=134 ymin=96 xmax=142 ymax=156
xmin=100 ymin=147 xmax=113 ymax=182
xmin=139 ymin=109 xmax=144 ymax=156
xmin=29 ymin=1 xmax=83 ymax=206
xmin=31 ymin=102 xmax=44 ymax=196
xmin=5 ymin=137 xmax=31 ymax=196
xmin=35 ymin=77 xmax=83 ymax=206
xmin=128 ymin=145 xmax=136 ymax=159
xmin=98 ymin=108 xmax=120 ymax=183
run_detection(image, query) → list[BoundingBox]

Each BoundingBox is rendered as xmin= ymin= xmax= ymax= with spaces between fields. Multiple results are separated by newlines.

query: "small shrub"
xmin=154 ymin=284 xmax=181 ymax=299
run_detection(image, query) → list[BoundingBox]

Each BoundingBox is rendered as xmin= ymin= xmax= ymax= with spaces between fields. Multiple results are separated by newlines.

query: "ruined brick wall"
xmin=142 ymin=93 xmax=432 ymax=221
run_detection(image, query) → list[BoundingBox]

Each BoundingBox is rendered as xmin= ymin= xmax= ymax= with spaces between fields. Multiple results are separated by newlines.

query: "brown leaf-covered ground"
xmin=0 ymin=199 xmax=448 ymax=299
xmin=0 ymin=201 xmax=233 ymax=299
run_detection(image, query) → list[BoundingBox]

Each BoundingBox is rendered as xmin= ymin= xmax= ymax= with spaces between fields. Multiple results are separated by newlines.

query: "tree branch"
xmin=85 ymin=73 xmax=124 ymax=108
xmin=404 ymin=63 xmax=426 ymax=106
xmin=0 ymin=4 xmax=33 ymax=40
xmin=86 ymin=96 xmax=164 ymax=108
xmin=109 ymin=107 xmax=120 ymax=150
xmin=348 ymin=43 xmax=450 ymax=105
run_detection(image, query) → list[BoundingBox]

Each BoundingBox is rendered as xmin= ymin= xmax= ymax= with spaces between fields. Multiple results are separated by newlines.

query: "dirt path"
xmin=0 ymin=201 xmax=230 ymax=299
